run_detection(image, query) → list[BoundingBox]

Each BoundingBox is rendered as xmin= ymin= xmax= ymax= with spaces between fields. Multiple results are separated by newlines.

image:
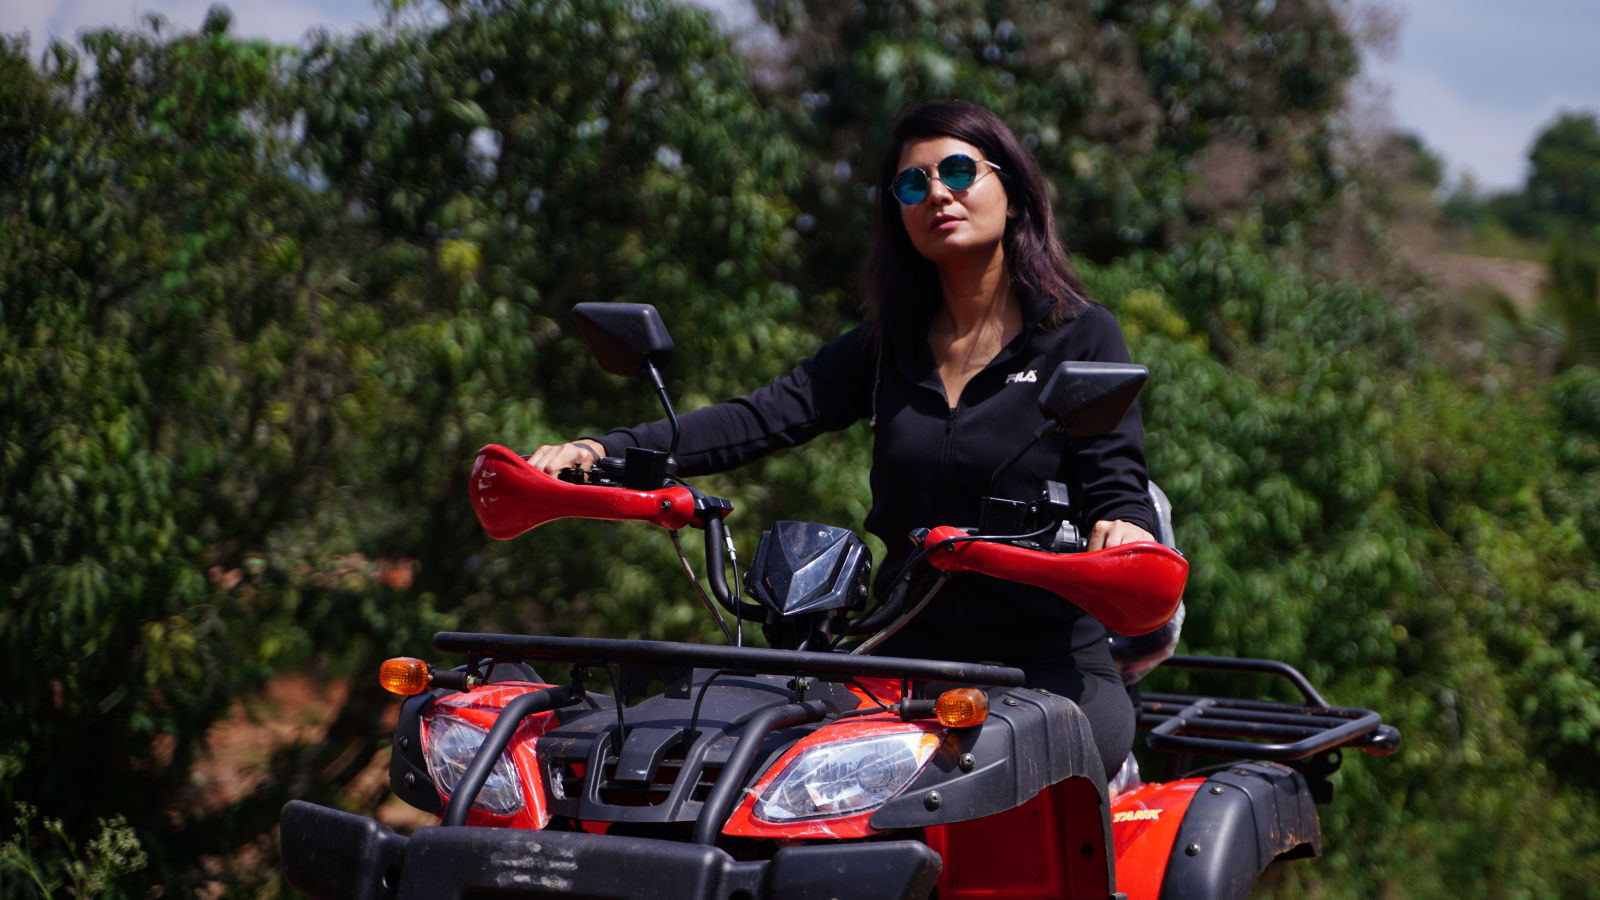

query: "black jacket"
xmin=596 ymin=293 xmax=1154 ymax=665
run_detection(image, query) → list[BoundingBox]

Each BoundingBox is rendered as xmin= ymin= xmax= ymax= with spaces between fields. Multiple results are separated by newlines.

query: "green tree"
xmin=0 ymin=9 xmax=355 ymax=872
xmin=1 ymin=0 xmax=815 ymax=889
xmin=750 ymin=0 xmax=1359 ymax=319
xmin=1088 ymin=240 xmax=1600 ymax=896
xmin=1532 ymin=233 xmax=1600 ymax=370
xmin=282 ymin=0 xmax=829 ymax=649
xmin=1526 ymin=111 xmax=1600 ymax=234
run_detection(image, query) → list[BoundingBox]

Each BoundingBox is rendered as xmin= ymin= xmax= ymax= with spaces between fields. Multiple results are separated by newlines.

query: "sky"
xmin=3 ymin=0 xmax=1597 ymax=193
xmin=1359 ymin=0 xmax=1600 ymax=190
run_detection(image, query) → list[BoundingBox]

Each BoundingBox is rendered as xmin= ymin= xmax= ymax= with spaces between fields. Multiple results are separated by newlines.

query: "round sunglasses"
xmin=890 ymin=154 xmax=1003 ymax=205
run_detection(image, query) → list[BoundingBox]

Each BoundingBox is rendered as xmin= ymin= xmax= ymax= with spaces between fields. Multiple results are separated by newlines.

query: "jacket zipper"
xmin=940 ymin=405 xmax=958 ymax=519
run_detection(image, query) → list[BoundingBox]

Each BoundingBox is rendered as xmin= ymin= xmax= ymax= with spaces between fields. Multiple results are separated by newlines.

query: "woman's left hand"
xmin=1087 ymin=519 xmax=1155 ymax=551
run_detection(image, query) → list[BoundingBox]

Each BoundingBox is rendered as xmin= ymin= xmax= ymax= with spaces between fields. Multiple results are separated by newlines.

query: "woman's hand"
xmin=527 ymin=440 xmax=605 ymax=476
xmin=1087 ymin=519 xmax=1155 ymax=551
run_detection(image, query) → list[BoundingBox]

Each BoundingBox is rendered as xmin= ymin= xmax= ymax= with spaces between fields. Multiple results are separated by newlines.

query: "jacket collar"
xmin=888 ymin=290 xmax=1051 ymax=397
xmin=1018 ymin=288 xmax=1055 ymax=328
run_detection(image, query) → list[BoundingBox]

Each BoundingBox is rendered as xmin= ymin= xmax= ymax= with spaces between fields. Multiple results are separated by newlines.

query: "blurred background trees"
xmin=1433 ymin=109 xmax=1600 ymax=372
xmin=1 ymin=0 xmax=1596 ymax=896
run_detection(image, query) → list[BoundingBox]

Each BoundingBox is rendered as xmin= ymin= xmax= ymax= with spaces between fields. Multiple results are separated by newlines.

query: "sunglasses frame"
xmin=890 ymin=154 xmax=1003 ymax=206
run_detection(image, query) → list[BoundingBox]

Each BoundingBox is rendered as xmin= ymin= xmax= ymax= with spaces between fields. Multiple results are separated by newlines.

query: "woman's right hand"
xmin=527 ymin=439 xmax=605 ymax=476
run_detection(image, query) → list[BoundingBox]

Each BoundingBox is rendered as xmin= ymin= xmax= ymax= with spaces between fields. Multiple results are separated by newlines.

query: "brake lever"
xmin=554 ymin=456 xmax=628 ymax=486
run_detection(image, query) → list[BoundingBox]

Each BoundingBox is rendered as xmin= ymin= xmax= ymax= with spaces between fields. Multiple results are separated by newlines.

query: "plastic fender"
xmin=870 ymin=688 xmax=1104 ymax=831
xmin=389 ymin=692 xmax=442 ymax=814
xmin=922 ymin=527 xmax=1187 ymax=636
xmin=721 ymin=717 xmax=946 ymax=840
xmin=1152 ymin=763 xmax=1322 ymax=900
xmin=470 ymin=444 xmax=697 ymax=539
xmin=1110 ymin=778 xmax=1204 ymax=900
xmin=422 ymin=682 xmax=569 ymax=830
xmin=926 ymin=777 xmax=1113 ymax=900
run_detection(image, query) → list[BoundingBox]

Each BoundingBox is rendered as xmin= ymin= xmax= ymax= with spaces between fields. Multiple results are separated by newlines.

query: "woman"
xmin=530 ymin=101 xmax=1155 ymax=779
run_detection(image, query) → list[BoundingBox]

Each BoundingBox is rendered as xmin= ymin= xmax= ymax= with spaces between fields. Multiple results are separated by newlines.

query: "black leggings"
xmin=1020 ymin=662 xmax=1136 ymax=783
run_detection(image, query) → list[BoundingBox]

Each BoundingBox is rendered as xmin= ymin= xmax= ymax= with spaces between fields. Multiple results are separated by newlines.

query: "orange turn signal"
xmin=379 ymin=657 xmax=432 ymax=696
xmin=934 ymin=688 xmax=989 ymax=728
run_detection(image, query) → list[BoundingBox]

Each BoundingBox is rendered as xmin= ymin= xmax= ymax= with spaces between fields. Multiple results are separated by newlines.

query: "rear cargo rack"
xmin=1138 ymin=655 xmax=1399 ymax=763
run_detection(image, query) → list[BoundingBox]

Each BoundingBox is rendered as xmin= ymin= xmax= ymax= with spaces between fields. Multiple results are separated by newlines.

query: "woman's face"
xmin=895 ymin=136 xmax=1011 ymax=266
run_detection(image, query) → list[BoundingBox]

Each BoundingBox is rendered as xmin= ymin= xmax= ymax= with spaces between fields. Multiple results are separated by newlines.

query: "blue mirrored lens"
xmin=891 ymin=169 xmax=929 ymax=205
xmin=936 ymin=155 xmax=979 ymax=190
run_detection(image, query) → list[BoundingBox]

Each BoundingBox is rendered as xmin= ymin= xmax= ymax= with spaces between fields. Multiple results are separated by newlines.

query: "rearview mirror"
xmin=570 ymin=302 xmax=682 ymax=481
xmin=1036 ymin=362 xmax=1148 ymax=437
xmin=572 ymin=302 xmax=675 ymax=380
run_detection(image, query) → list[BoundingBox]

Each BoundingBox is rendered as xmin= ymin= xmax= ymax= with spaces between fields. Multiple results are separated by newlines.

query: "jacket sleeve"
xmin=593 ymin=326 xmax=875 ymax=476
xmin=1064 ymin=306 xmax=1157 ymax=535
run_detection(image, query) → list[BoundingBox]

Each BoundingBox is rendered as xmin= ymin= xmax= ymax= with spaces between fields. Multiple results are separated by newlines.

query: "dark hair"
xmin=859 ymin=101 xmax=1088 ymax=339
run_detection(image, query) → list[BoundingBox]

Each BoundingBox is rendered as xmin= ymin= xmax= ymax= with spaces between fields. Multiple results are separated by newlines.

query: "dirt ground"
xmin=1388 ymin=213 xmax=1547 ymax=312
xmin=190 ymin=674 xmax=351 ymax=815
xmin=194 ymin=673 xmax=435 ymax=825
xmin=1414 ymin=251 xmax=1546 ymax=311
xmin=190 ymin=673 xmax=434 ymax=894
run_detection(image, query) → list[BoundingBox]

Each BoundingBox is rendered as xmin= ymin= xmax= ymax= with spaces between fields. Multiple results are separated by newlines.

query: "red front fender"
xmin=470 ymin=444 xmax=698 ymax=539
xmin=920 ymin=526 xmax=1187 ymax=636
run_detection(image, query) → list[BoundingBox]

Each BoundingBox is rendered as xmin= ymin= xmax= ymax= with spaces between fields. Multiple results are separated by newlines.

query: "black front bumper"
xmin=281 ymin=801 xmax=942 ymax=900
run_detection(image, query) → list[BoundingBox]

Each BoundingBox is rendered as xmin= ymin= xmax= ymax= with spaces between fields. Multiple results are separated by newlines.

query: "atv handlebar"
xmin=470 ymin=444 xmax=1189 ymax=639
xmin=918 ymin=526 xmax=1188 ymax=636
xmin=471 ymin=444 xmax=700 ymax=538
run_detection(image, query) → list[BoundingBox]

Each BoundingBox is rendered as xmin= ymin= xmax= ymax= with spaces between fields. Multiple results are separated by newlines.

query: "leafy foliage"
xmin=282 ymin=0 xmax=815 ymax=646
xmin=1530 ymin=233 xmax=1600 ymax=370
xmin=2 ymin=0 xmax=811 ymax=888
xmin=1088 ymin=241 xmax=1600 ymax=896
xmin=750 ymin=0 xmax=1358 ymax=317
xmin=0 ymin=803 xmax=146 ymax=900
xmin=0 ymin=20 xmax=374 ymax=883
xmin=1431 ymin=110 xmax=1600 ymax=371
xmin=1521 ymin=111 xmax=1600 ymax=238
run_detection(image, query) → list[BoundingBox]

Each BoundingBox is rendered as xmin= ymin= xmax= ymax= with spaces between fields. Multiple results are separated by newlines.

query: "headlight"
xmin=423 ymin=710 xmax=526 ymax=816
xmin=754 ymin=731 xmax=940 ymax=822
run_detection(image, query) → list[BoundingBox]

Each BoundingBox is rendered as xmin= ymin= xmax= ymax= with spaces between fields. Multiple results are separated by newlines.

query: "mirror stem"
xmin=642 ymin=360 xmax=682 ymax=462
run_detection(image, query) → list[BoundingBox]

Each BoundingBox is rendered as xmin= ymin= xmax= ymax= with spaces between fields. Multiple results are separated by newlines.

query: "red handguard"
xmin=920 ymin=526 xmax=1188 ymax=636
xmin=471 ymin=444 xmax=698 ymax=539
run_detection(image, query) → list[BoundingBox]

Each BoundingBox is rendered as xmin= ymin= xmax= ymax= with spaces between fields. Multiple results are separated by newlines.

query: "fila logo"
xmin=1005 ymin=369 xmax=1038 ymax=384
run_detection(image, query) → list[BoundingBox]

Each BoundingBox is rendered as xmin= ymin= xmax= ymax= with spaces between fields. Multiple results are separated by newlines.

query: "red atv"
xmin=281 ymin=303 xmax=1398 ymax=899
